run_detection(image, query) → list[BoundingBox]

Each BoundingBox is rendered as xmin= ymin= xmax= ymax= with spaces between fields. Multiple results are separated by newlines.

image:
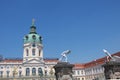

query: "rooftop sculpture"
xmin=54 ymin=50 xmax=74 ymax=80
xmin=59 ymin=50 xmax=71 ymax=62
xmin=103 ymin=49 xmax=120 ymax=79
xmin=103 ymin=49 xmax=120 ymax=62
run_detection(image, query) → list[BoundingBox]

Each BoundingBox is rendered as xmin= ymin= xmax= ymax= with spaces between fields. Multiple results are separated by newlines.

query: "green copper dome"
xmin=23 ymin=20 xmax=42 ymax=44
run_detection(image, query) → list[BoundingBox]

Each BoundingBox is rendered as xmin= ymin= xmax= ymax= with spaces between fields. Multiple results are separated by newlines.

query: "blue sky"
xmin=0 ymin=0 xmax=120 ymax=63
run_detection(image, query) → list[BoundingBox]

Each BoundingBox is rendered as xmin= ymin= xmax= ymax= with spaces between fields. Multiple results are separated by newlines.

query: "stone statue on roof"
xmin=103 ymin=49 xmax=120 ymax=62
xmin=59 ymin=50 xmax=71 ymax=62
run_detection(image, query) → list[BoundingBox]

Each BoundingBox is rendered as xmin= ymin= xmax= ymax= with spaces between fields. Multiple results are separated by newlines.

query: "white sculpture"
xmin=103 ymin=49 xmax=120 ymax=62
xmin=59 ymin=50 xmax=71 ymax=62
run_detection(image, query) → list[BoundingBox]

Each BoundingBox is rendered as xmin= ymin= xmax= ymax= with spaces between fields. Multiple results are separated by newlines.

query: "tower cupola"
xmin=24 ymin=19 xmax=42 ymax=44
xmin=23 ymin=19 xmax=43 ymax=63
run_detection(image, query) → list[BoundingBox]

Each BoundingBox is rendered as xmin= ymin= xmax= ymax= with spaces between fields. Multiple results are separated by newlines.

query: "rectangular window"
xmin=81 ymin=70 xmax=83 ymax=74
xmin=77 ymin=70 xmax=80 ymax=75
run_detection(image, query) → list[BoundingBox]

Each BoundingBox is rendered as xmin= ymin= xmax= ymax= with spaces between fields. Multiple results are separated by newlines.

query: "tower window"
xmin=26 ymin=49 xmax=29 ymax=56
xmin=32 ymin=49 xmax=35 ymax=56
xmin=39 ymin=50 xmax=41 ymax=56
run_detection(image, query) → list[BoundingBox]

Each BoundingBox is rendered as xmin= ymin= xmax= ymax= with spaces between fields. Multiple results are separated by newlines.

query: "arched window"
xmin=39 ymin=49 xmax=41 ymax=56
xmin=38 ymin=68 xmax=43 ymax=76
xmin=26 ymin=49 xmax=29 ymax=56
xmin=6 ymin=71 xmax=9 ymax=77
xmin=32 ymin=49 xmax=35 ymax=56
xmin=32 ymin=68 xmax=36 ymax=76
xmin=0 ymin=71 xmax=3 ymax=77
xmin=26 ymin=68 xmax=30 ymax=76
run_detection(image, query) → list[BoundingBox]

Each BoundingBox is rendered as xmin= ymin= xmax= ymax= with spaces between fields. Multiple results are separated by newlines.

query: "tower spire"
xmin=32 ymin=18 xmax=35 ymax=26
xmin=30 ymin=19 xmax=37 ymax=34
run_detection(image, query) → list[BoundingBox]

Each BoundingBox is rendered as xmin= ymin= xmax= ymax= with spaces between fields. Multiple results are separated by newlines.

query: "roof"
xmin=73 ymin=64 xmax=85 ymax=69
xmin=74 ymin=51 xmax=120 ymax=69
xmin=0 ymin=52 xmax=120 ymax=69
xmin=83 ymin=57 xmax=106 ymax=68
xmin=1 ymin=59 xmax=23 ymax=63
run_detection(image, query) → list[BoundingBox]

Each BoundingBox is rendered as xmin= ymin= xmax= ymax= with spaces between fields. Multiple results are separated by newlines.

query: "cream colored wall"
xmin=23 ymin=43 xmax=43 ymax=63
xmin=0 ymin=61 xmax=57 ymax=78
xmin=73 ymin=69 xmax=85 ymax=80
xmin=84 ymin=65 xmax=105 ymax=80
xmin=0 ymin=63 xmax=22 ymax=78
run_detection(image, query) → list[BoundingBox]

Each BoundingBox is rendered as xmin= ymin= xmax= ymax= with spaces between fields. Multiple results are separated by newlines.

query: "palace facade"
xmin=0 ymin=21 xmax=58 ymax=80
xmin=0 ymin=21 xmax=120 ymax=80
